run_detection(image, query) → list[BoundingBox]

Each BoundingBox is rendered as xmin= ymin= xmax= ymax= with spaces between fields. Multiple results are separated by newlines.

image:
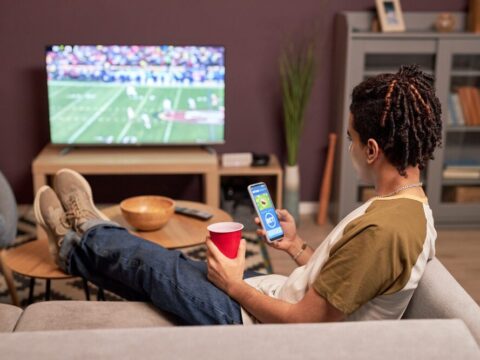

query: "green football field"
xmin=48 ymin=81 xmax=225 ymax=144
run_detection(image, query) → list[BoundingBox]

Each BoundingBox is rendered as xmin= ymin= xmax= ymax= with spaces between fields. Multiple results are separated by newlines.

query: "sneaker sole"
xmin=54 ymin=168 xmax=110 ymax=221
xmin=33 ymin=185 xmax=60 ymax=252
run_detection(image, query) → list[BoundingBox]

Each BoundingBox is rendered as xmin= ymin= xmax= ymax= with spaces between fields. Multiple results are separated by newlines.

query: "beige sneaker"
xmin=53 ymin=168 xmax=109 ymax=232
xmin=34 ymin=186 xmax=70 ymax=262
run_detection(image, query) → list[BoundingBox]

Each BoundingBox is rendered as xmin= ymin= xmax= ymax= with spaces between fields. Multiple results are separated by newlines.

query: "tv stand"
xmin=32 ymin=144 xmax=219 ymax=205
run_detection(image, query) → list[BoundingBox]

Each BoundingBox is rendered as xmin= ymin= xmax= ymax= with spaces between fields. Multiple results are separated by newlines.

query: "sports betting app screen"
xmin=251 ymin=183 xmax=283 ymax=240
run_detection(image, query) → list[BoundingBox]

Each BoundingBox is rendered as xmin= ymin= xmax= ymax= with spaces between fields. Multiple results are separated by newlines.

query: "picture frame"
xmin=375 ymin=0 xmax=406 ymax=32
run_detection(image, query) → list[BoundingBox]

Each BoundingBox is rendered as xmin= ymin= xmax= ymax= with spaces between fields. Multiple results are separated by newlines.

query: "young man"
xmin=35 ymin=64 xmax=442 ymax=325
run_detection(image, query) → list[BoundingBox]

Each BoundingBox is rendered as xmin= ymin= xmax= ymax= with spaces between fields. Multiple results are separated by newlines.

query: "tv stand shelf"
xmin=219 ymin=156 xmax=283 ymax=208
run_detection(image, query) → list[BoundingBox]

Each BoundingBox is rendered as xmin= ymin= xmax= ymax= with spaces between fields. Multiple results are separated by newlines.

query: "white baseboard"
xmin=300 ymin=201 xmax=318 ymax=215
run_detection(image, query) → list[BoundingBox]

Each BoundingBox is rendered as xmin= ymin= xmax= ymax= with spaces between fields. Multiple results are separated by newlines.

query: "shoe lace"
xmin=65 ymin=195 xmax=98 ymax=230
xmin=48 ymin=206 xmax=70 ymax=235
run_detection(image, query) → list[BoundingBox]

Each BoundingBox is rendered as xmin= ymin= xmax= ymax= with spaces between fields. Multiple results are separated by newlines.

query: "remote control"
xmin=175 ymin=206 xmax=213 ymax=221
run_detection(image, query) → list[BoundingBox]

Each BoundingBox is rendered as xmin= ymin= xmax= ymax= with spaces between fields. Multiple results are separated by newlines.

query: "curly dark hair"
xmin=349 ymin=64 xmax=442 ymax=176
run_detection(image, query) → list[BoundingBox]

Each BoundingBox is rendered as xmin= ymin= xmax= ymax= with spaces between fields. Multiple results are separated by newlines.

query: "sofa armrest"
xmin=2 ymin=320 xmax=479 ymax=359
xmin=404 ymin=258 xmax=480 ymax=346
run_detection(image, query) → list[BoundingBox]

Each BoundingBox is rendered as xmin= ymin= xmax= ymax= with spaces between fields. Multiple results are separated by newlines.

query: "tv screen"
xmin=45 ymin=45 xmax=225 ymax=145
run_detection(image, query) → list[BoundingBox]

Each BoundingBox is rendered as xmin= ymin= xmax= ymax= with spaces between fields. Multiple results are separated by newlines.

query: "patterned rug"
xmin=0 ymin=206 xmax=272 ymax=307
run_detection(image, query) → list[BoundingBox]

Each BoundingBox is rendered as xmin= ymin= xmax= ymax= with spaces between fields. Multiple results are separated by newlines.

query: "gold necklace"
xmin=377 ymin=182 xmax=423 ymax=198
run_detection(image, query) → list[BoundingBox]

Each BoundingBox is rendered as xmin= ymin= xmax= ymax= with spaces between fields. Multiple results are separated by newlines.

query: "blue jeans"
xmin=60 ymin=223 xmax=261 ymax=325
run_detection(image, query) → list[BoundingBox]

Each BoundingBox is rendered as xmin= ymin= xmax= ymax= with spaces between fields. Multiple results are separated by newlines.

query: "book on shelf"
xmin=443 ymin=159 xmax=480 ymax=179
xmin=468 ymin=87 xmax=478 ymax=126
xmin=446 ymin=95 xmax=454 ymax=126
xmin=456 ymin=88 xmax=467 ymax=126
xmin=449 ymin=93 xmax=465 ymax=126
xmin=443 ymin=166 xmax=480 ymax=179
xmin=457 ymin=87 xmax=480 ymax=126
xmin=445 ymin=166 xmax=480 ymax=171
xmin=447 ymin=93 xmax=458 ymax=126
xmin=444 ymin=186 xmax=480 ymax=203
xmin=472 ymin=88 xmax=480 ymax=126
xmin=457 ymin=87 xmax=472 ymax=126
xmin=444 ymin=159 xmax=480 ymax=167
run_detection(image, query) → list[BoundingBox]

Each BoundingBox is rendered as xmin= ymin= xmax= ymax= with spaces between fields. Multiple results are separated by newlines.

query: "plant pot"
xmin=284 ymin=164 xmax=300 ymax=224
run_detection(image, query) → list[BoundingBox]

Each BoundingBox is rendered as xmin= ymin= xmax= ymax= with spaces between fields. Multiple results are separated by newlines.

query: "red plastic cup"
xmin=207 ymin=222 xmax=244 ymax=258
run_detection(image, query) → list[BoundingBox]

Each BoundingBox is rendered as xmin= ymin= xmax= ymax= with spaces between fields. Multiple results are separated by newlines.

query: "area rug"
xmin=0 ymin=206 xmax=273 ymax=307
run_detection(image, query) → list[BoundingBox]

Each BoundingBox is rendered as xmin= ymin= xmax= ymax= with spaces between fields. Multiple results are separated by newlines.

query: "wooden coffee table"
xmin=3 ymin=237 xmax=93 ymax=304
xmin=4 ymin=201 xmax=230 ymax=304
xmin=102 ymin=200 xmax=232 ymax=249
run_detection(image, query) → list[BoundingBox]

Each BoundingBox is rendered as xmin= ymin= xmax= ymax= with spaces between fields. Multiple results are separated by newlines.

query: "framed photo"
xmin=375 ymin=0 xmax=406 ymax=32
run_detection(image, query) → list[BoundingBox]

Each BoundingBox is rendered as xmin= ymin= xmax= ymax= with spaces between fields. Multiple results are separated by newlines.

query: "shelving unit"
xmin=219 ymin=154 xmax=283 ymax=209
xmin=332 ymin=12 xmax=480 ymax=226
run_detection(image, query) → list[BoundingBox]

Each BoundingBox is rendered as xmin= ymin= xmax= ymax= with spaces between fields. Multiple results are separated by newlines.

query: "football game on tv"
xmin=46 ymin=45 xmax=225 ymax=145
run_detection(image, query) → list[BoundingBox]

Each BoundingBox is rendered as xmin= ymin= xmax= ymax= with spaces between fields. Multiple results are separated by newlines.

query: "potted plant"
xmin=280 ymin=39 xmax=316 ymax=223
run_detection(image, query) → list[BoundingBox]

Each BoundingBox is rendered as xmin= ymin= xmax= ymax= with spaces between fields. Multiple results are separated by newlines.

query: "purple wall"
xmin=0 ymin=0 xmax=466 ymax=203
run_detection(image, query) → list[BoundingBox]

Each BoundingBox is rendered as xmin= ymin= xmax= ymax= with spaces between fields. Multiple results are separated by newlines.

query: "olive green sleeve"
xmin=312 ymin=226 xmax=397 ymax=315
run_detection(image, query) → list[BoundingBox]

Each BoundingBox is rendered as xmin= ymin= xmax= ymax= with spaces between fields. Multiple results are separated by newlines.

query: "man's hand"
xmin=255 ymin=209 xmax=302 ymax=253
xmin=206 ymin=237 xmax=246 ymax=295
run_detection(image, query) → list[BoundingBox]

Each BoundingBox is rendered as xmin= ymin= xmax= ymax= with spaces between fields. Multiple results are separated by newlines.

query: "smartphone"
xmin=247 ymin=182 xmax=284 ymax=242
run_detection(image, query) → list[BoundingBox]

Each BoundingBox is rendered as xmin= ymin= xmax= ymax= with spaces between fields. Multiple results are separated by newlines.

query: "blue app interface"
xmin=251 ymin=184 xmax=283 ymax=240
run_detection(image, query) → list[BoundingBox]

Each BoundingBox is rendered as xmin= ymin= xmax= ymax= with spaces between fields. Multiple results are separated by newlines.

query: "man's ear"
xmin=365 ymin=138 xmax=380 ymax=164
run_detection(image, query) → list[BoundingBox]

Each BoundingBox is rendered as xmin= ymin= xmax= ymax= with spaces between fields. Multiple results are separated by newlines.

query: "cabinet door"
xmin=343 ymin=39 xmax=436 ymax=217
xmin=434 ymin=39 xmax=480 ymax=225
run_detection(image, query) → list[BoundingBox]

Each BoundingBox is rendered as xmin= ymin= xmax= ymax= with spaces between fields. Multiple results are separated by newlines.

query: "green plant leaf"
xmin=280 ymin=38 xmax=316 ymax=166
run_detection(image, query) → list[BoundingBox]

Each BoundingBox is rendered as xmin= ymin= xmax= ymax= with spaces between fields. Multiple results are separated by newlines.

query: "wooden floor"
xmin=265 ymin=214 xmax=480 ymax=305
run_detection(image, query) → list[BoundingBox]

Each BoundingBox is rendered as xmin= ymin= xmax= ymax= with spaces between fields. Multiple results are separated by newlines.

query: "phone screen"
xmin=248 ymin=182 xmax=284 ymax=242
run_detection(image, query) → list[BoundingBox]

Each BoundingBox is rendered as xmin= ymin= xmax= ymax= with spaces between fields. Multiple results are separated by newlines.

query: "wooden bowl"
xmin=120 ymin=196 xmax=175 ymax=231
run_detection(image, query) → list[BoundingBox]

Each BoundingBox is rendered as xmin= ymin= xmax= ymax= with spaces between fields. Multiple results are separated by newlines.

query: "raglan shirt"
xmin=241 ymin=195 xmax=437 ymax=324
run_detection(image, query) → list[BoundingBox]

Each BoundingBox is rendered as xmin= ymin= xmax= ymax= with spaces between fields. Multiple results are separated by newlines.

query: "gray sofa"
xmin=1 ymin=258 xmax=479 ymax=359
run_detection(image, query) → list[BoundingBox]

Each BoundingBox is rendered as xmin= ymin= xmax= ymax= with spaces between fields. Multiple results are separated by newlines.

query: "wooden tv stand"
xmin=32 ymin=144 xmax=219 ymax=206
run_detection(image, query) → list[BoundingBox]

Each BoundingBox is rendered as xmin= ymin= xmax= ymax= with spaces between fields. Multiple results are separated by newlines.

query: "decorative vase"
xmin=284 ymin=164 xmax=300 ymax=224
xmin=435 ymin=13 xmax=455 ymax=33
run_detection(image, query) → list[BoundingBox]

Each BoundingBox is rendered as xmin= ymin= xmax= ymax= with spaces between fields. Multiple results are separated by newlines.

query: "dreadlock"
xmin=349 ymin=64 xmax=442 ymax=177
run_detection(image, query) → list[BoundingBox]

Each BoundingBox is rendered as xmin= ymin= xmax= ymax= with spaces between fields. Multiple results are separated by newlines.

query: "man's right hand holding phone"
xmin=255 ymin=209 xmax=312 ymax=265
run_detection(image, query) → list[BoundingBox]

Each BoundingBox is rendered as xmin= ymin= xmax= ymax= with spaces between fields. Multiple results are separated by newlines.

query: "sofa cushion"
xmin=1 ymin=320 xmax=479 ymax=359
xmin=0 ymin=304 xmax=22 ymax=332
xmin=15 ymin=301 xmax=179 ymax=331
xmin=403 ymin=258 xmax=480 ymax=345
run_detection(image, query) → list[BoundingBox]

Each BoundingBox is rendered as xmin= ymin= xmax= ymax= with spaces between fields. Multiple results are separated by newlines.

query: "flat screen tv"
xmin=45 ymin=45 xmax=225 ymax=145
